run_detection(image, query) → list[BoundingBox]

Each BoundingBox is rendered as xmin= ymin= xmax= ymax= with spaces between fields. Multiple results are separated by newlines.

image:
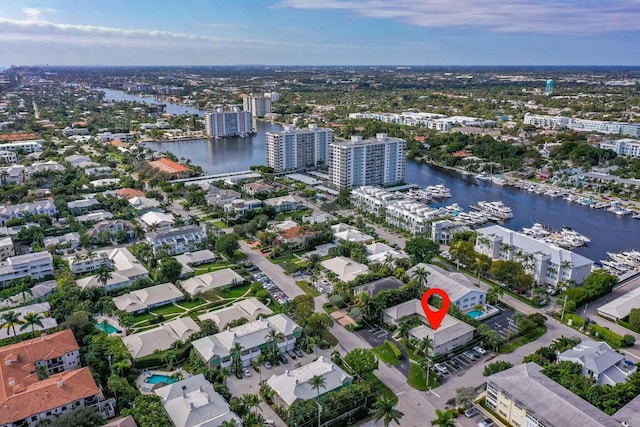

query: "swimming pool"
xmin=146 ymin=374 xmax=178 ymax=385
xmin=97 ymin=322 xmax=120 ymax=334
xmin=467 ymin=310 xmax=484 ymax=319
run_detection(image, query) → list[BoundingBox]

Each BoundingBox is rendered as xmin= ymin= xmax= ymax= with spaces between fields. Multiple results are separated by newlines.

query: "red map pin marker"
xmin=421 ymin=288 xmax=450 ymax=331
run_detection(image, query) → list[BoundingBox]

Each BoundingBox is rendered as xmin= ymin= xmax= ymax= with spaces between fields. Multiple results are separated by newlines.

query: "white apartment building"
xmin=0 ymin=237 xmax=14 ymax=261
xmin=0 ymin=140 xmax=43 ymax=153
xmin=265 ymin=124 xmax=335 ymax=173
xmin=204 ymin=109 xmax=253 ymax=138
xmin=0 ymin=162 xmax=64 ymax=185
xmin=74 ymin=248 xmax=149 ymax=292
xmin=328 ymin=133 xmax=406 ymax=188
xmin=348 ymin=112 xmax=454 ymax=131
xmin=524 ymin=113 xmax=640 ymax=137
xmin=599 ymin=138 xmax=640 ymax=158
xmin=242 ymin=94 xmax=271 ymax=117
xmin=0 ymin=150 xmax=18 ymax=164
xmin=0 ymin=251 xmax=54 ymax=285
xmin=0 ymin=199 xmax=58 ymax=225
xmin=351 ymin=186 xmax=403 ymax=216
xmin=475 ymin=225 xmax=594 ymax=286
xmin=146 ymin=225 xmax=207 ymax=256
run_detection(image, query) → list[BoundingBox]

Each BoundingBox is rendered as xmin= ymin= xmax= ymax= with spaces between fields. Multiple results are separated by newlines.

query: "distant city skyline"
xmin=1 ymin=0 xmax=639 ymax=66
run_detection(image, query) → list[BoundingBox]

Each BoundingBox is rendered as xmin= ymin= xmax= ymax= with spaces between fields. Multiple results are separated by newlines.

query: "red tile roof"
xmin=148 ymin=158 xmax=191 ymax=174
xmin=116 ymin=188 xmax=145 ymax=199
xmin=0 ymin=133 xmax=39 ymax=141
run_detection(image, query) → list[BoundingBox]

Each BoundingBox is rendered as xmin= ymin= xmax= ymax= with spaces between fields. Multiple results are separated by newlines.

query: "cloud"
xmin=278 ymin=0 xmax=640 ymax=35
xmin=23 ymin=7 xmax=56 ymax=21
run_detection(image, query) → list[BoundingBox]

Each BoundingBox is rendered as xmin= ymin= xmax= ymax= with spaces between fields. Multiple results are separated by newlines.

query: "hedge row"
xmin=384 ymin=340 xmax=402 ymax=360
xmin=133 ymin=344 xmax=193 ymax=369
xmin=588 ymin=324 xmax=624 ymax=347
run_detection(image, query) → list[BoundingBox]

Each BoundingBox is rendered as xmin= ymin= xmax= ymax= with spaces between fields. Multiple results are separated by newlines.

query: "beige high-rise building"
xmin=265 ymin=124 xmax=334 ymax=173
xmin=242 ymin=94 xmax=272 ymax=117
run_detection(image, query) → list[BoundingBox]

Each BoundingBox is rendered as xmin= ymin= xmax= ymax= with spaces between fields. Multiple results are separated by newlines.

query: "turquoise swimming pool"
xmin=467 ymin=310 xmax=484 ymax=319
xmin=97 ymin=322 xmax=120 ymax=334
xmin=146 ymin=374 xmax=178 ymax=385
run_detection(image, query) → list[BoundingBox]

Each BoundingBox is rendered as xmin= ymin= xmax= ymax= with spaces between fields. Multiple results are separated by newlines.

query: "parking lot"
xmin=434 ymin=345 xmax=492 ymax=379
xmin=248 ymin=266 xmax=292 ymax=305
xmin=480 ymin=304 xmax=517 ymax=341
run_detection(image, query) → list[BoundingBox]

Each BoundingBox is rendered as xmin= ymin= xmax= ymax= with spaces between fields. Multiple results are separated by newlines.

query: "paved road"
xmin=238 ymin=241 xmax=305 ymax=299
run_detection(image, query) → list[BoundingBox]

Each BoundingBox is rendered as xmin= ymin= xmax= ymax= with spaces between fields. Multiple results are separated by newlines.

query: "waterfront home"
xmin=485 ymin=363 xmax=620 ymax=427
xmin=475 ymin=225 xmax=594 ymax=286
xmin=147 ymin=157 xmax=192 ymax=178
xmin=180 ymin=268 xmax=244 ymax=296
xmin=146 ymin=225 xmax=206 ymax=256
xmin=113 ymin=283 xmax=184 ymax=314
xmin=198 ymin=298 xmax=272 ymax=329
xmin=191 ymin=314 xmax=301 ymax=368
xmin=321 ymin=256 xmax=369 ymax=282
xmin=0 ymin=330 xmax=115 ymax=426
xmin=122 ymin=317 xmax=200 ymax=359
xmin=407 ymin=264 xmax=486 ymax=311
xmin=155 ymin=374 xmax=241 ymax=427
xmin=267 ymin=356 xmax=352 ymax=408
xmin=558 ymin=340 xmax=637 ymax=385
xmin=383 ymin=299 xmax=475 ymax=357
xmin=0 ymin=251 xmax=54 ymax=286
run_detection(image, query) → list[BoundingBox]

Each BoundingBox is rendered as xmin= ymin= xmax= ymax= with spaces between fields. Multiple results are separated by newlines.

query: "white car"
xmin=241 ymin=368 xmax=252 ymax=377
xmin=473 ymin=346 xmax=487 ymax=356
xmin=434 ymin=363 xmax=448 ymax=375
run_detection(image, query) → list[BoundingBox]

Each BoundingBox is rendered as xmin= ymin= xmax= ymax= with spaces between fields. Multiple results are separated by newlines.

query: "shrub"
xmin=623 ymin=334 xmax=636 ymax=347
xmin=384 ymin=340 xmax=402 ymax=360
xmin=328 ymin=294 xmax=346 ymax=309
xmin=588 ymin=324 xmax=624 ymax=347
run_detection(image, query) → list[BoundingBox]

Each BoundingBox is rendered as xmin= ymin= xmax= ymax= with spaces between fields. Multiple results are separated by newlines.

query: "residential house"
xmin=101 ymin=416 xmax=137 ymax=427
xmin=0 ymin=302 xmax=58 ymax=340
xmin=84 ymin=166 xmax=113 ymax=177
xmin=267 ymin=356 xmax=352 ymax=408
xmin=122 ymin=317 xmax=200 ymax=358
xmin=0 ymin=162 xmax=64 ymax=185
xmin=115 ymin=188 xmax=146 ymax=199
xmin=74 ymin=248 xmax=149 ymax=293
xmin=87 ymin=219 xmax=135 ymax=241
xmin=302 ymin=213 xmax=336 ymax=224
xmin=365 ymin=242 xmax=408 ymax=265
xmin=558 ymin=340 xmax=637 ymax=386
xmin=154 ymin=374 xmax=241 ymax=427
xmin=264 ymin=195 xmax=300 ymax=213
xmin=175 ymin=250 xmax=216 ymax=276
xmin=0 ymin=140 xmax=43 ymax=153
xmin=30 ymin=280 xmax=57 ymax=300
xmin=274 ymin=226 xmax=320 ymax=249
xmin=147 ymin=158 xmax=192 ymax=178
xmin=76 ymin=210 xmax=114 ymax=223
xmin=0 ymin=200 xmax=58 ymax=225
xmin=243 ymin=181 xmax=274 ymax=196
xmin=43 ymin=232 xmax=80 ymax=254
xmin=146 ymin=226 xmax=207 ymax=256
xmin=139 ymin=211 xmax=175 ymax=230
xmin=383 ymin=299 xmax=475 ymax=357
xmin=191 ymin=314 xmax=302 ymax=368
xmin=353 ymin=277 xmax=404 ymax=298
xmin=407 ymin=264 xmax=486 ymax=311
xmin=475 ymin=225 xmax=594 ymax=286
xmin=321 ymin=256 xmax=369 ymax=282
xmin=0 ymin=329 xmax=115 ymax=426
xmin=331 ymin=223 xmax=374 ymax=243
xmin=0 ymin=150 xmax=18 ymax=164
xmin=0 ymin=236 xmax=14 ymax=261
xmin=0 ymin=251 xmax=54 ymax=286
xmin=598 ymin=286 xmax=640 ymax=322
xmin=485 ymin=363 xmax=620 ymax=427
xmin=223 ymin=198 xmax=262 ymax=218
xmin=64 ymin=154 xmax=96 ymax=168
xmin=206 ymin=188 xmax=241 ymax=207
xmin=180 ymin=268 xmax=244 ymax=297
xmin=198 ymin=298 xmax=272 ymax=329
xmin=128 ymin=196 xmax=161 ymax=213
xmin=113 ymin=283 xmax=184 ymax=314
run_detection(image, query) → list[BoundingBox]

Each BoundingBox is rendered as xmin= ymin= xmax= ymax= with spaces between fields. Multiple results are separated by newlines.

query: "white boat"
xmin=522 ymin=223 xmax=551 ymax=238
xmin=491 ymin=175 xmax=507 ymax=186
xmin=476 ymin=201 xmax=514 ymax=219
xmin=476 ymin=171 xmax=491 ymax=181
xmin=561 ymin=227 xmax=590 ymax=244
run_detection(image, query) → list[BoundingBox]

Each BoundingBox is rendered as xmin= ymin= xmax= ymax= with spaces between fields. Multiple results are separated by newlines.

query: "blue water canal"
xmin=101 ymin=89 xmax=640 ymax=261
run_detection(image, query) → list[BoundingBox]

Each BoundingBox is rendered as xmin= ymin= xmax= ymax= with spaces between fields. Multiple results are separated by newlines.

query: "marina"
xmin=521 ymin=224 xmax=590 ymax=249
xmin=599 ymin=250 xmax=640 ymax=277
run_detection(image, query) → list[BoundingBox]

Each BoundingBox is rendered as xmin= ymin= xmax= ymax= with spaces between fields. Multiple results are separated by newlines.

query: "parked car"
xmin=241 ymin=368 xmax=252 ymax=377
xmin=287 ymin=351 xmax=297 ymax=359
xmin=478 ymin=419 xmax=495 ymax=427
xmin=463 ymin=351 xmax=477 ymax=360
xmin=263 ymin=361 xmax=272 ymax=369
xmin=465 ymin=407 xmax=480 ymax=418
xmin=264 ymin=420 xmax=275 ymax=426
xmin=293 ymin=348 xmax=304 ymax=357
xmin=279 ymin=354 xmax=288 ymax=364
xmin=448 ymin=359 xmax=459 ymax=368
xmin=473 ymin=346 xmax=487 ymax=356
xmin=434 ymin=363 xmax=448 ymax=375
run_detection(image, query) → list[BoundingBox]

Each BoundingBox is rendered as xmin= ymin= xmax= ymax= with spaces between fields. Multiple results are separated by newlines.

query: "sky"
xmin=0 ymin=0 xmax=639 ymax=66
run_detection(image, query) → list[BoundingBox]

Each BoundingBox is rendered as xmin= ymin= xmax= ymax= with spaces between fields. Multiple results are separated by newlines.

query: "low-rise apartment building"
xmin=74 ymin=248 xmax=149 ymax=292
xmin=475 ymin=225 xmax=594 ymax=286
xmin=146 ymin=225 xmax=207 ymax=256
xmin=0 ymin=251 xmax=54 ymax=286
xmin=0 ymin=200 xmax=58 ymax=225
xmin=0 ymin=236 xmax=14 ymax=261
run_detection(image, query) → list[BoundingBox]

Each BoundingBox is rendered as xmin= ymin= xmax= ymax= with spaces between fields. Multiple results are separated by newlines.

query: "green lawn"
xmin=499 ymin=325 xmax=547 ymax=353
xmin=372 ymin=345 xmax=399 ymax=366
xmin=131 ymin=312 xmax=156 ymax=324
xmin=397 ymin=339 xmax=421 ymax=361
xmin=193 ymin=261 xmax=236 ymax=273
xmin=213 ymin=221 xmax=226 ymax=229
xmin=221 ymin=284 xmax=251 ymax=299
xmin=295 ymin=280 xmax=320 ymax=297
xmin=151 ymin=305 xmax=186 ymax=316
xmin=407 ymin=363 xmax=439 ymax=391
xmin=178 ymin=299 xmax=207 ymax=309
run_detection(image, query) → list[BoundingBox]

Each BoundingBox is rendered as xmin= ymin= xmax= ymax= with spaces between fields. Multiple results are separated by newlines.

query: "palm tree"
xmin=20 ymin=312 xmax=44 ymax=337
xmin=372 ymin=396 xmax=404 ymax=427
xmin=411 ymin=266 xmax=430 ymax=289
xmin=310 ymin=336 xmax=321 ymax=358
xmin=558 ymin=260 xmax=573 ymax=281
xmin=419 ymin=357 xmax=433 ymax=390
xmin=96 ymin=265 xmax=115 ymax=296
xmin=472 ymin=257 xmax=489 ymax=286
xmin=431 ymin=408 xmax=456 ymax=427
xmin=309 ymin=374 xmax=327 ymax=400
xmin=397 ymin=321 xmax=412 ymax=341
xmin=476 ymin=235 xmax=491 ymax=252
xmin=417 ymin=336 xmax=433 ymax=357
xmin=486 ymin=286 xmax=504 ymax=305
xmin=265 ymin=329 xmax=283 ymax=362
xmin=231 ymin=342 xmax=244 ymax=375
xmin=242 ymin=393 xmax=261 ymax=414
xmin=383 ymin=253 xmax=395 ymax=270
xmin=449 ymin=241 xmax=464 ymax=270
xmin=1 ymin=311 xmax=21 ymax=339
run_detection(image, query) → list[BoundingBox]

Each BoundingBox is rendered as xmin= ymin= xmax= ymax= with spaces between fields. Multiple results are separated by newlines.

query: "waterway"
xmin=102 ymin=89 xmax=639 ymax=261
